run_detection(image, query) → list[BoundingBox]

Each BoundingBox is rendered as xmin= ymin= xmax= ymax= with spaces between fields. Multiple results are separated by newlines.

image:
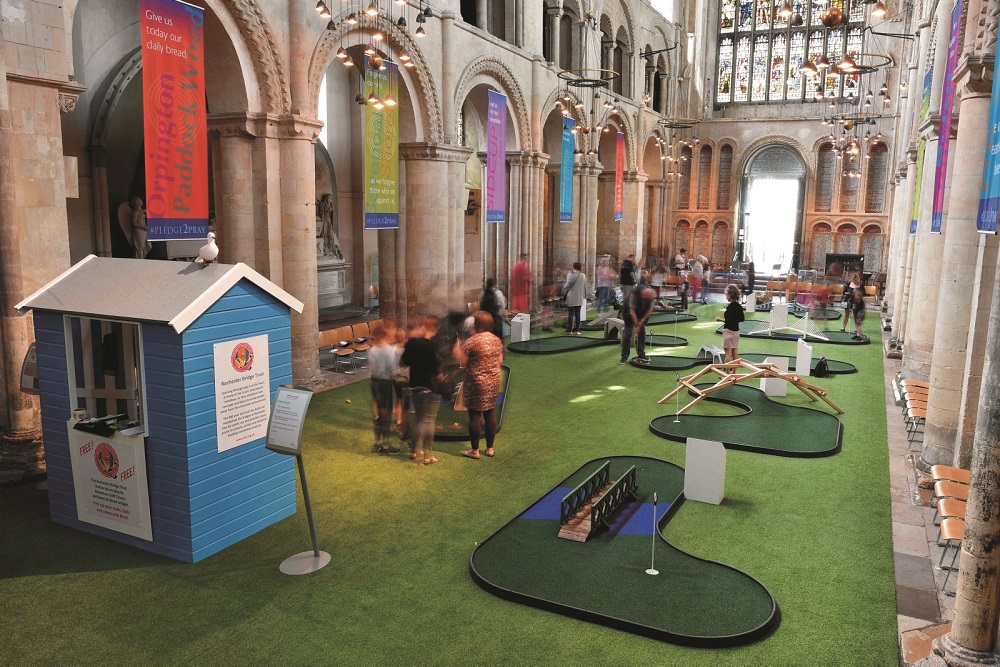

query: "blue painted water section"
xmin=519 ymin=485 xmax=671 ymax=535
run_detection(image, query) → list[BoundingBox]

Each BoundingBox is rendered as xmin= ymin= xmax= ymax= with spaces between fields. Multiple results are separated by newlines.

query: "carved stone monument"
xmin=315 ymin=193 xmax=351 ymax=309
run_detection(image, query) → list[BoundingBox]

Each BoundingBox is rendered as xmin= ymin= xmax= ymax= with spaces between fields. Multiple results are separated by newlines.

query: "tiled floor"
xmin=883 ymin=329 xmax=957 ymax=665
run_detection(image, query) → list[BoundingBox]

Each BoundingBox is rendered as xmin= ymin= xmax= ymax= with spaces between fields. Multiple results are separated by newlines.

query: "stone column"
xmin=441 ymin=12 xmax=457 ymax=144
xmin=0 ymin=35 xmax=39 ymax=438
xmin=934 ymin=263 xmax=1000 ymax=664
xmin=621 ymin=170 xmax=647 ymax=261
xmin=547 ymin=8 xmax=561 ymax=65
xmin=582 ymin=161 xmax=600 ymax=282
xmin=399 ymin=143 xmax=473 ymax=316
xmin=901 ymin=0 xmax=957 ymax=380
xmin=278 ymin=118 xmax=322 ymax=384
xmin=891 ymin=149 xmax=918 ymax=342
xmin=922 ymin=57 xmax=993 ymax=467
xmin=89 ymin=149 xmax=112 ymax=257
xmin=210 ymin=116 xmax=257 ymax=266
xmin=529 ymin=153 xmax=549 ymax=310
xmin=648 ymin=182 xmax=662 ymax=254
xmin=476 ymin=0 xmax=487 ymax=31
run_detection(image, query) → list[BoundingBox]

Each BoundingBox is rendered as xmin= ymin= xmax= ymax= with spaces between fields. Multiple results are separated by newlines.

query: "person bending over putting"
xmin=716 ymin=284 xmax=745 ymax=363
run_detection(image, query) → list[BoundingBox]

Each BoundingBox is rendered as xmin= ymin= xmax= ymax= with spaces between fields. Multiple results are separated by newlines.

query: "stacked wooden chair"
xmin=928 ymin=464 xmax=972 ymax=596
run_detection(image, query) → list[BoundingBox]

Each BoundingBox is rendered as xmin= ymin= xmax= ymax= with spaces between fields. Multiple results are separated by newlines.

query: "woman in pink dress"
xmin=454 ymin=312 xmax=505 ymax=459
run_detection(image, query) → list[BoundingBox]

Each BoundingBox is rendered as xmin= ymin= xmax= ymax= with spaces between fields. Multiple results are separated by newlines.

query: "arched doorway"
xmin=738 ymin=144 xmax=806 ymax=274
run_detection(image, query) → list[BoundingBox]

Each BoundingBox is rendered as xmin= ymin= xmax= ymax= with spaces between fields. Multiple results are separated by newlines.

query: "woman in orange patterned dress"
xmin=454 ymin=312 xmax=504 ymax=460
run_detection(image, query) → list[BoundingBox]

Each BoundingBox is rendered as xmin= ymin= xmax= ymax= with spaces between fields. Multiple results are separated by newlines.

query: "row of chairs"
xmin=898 ymin=378 xmax=929 ymax=445
xmin=929 ymin=464 xmax=972 ymax=596
xmin=318 ymin=318 xmax=396 ymax=374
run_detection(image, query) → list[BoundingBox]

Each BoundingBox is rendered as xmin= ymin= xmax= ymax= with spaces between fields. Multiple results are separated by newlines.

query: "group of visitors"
xmin=366 ymin=308 xmax=504 ymax=465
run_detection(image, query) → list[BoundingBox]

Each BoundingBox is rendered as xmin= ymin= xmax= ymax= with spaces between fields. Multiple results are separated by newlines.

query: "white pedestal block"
xmin=760 ymin=356 xmax=789 ymax=397
xmin=510 ymin=313 xmax=530 ymax=343
xmin=745 ymin=292 xmax=756 ymax=313
xmin=684 ymin=438 xmax=726 ymax=505
xmin=770 ymin=305 xmax=788 ymax=330
xmin=796 ymin=339 xmax=813 ymax=377
xmin=605 ymin=317 xmax=624 ymax=340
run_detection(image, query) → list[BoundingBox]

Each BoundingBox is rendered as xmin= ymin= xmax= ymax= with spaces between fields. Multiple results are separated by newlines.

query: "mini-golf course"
xmin=629 ymin=353 xmax=856 ymax=374
xmin=434 ymin=365 xmax=511 ymax=441
xmin=508 ymin=334 xmax=687 ymax=354
xmin=469 ymin=455 xmax=779 ymax=647
xmin=715 ymin=320 xmax=870 ymax=344
xmin=580 ymin=311 xmax=696 ymax=331
xmin=649 ymin=383 xmax=843 ymax=457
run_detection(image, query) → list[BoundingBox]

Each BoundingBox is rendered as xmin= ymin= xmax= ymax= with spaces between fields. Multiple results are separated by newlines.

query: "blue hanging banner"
xmin=976 ymin=43 xmax=1000 ymax=233
xmin=559 ymin=118 xmax=575 ymax=223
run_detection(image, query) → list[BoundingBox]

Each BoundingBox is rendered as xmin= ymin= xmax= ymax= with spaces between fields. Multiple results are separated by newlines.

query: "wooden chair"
xmin=906 ymin=406 xmax=926 ymax=442
xmin=783 ymin=277 xmax=798 ymax=303
xmin=330 ymin=325 xmax=357 ymax=374
xmin=934 ymin=497 xmax=966 ymax=532
xmin=933 ymin=480 xmax=970 ymax=505
xmin=351 ymin=322 xmax=372 ymax=367
xmin=938 ymin=518 xmax=965 ymax=596
xmin=930 ymin=465 xmax=970 ymax=486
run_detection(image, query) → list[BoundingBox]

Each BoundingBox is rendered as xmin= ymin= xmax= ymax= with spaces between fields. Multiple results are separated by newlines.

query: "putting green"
xmin=469 ymin=456 xmax=779 ymax=647
xmin=791 ymin=307 xmax=843 ymax=320
xmin=507 ymin=335 xmax=617 ymax=354
xmin=650 ymin=383 xmax=843 ymax=457
xmin=715 ymin=320 xmax=870 ymax=344
xmin=630 ymin=354 xmax=857 ymax=374
xmin=740 ymin=353 xmax=857 ymax=375
xmin=647 ymin=312 xmax=698 ymax=325
xmin=434 ymin=366 xmax=511 ymax=441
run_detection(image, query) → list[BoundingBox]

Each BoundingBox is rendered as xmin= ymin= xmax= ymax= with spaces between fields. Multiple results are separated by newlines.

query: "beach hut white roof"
xmin=16 ymin=255 xmax=304 ymax=333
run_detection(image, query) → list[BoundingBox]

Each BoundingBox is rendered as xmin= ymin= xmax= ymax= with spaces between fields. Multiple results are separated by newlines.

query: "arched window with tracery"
xmin=835 ymin=223 xmax=858 ymax=254
xmin=864 ymin=142 xmax=889 ymax=213
xmin=862 ymin=224 xmax=884 ymax=272
xmin=694 ymin=220 xmax=711 ymax=260
xmin=815 ymin=142 xmax=836 ymax=212
xmin=717 ymin=144 xmax=734 ymax=209
xmin=716 ymin=0 xmax=865 ymax=104
xmin=840 ymin=170 xmax=860 ymax=212
xmin=678 ymin=145 xmax=693 ymax=209
xmin=674 ymin=220 xmax=692 ymax=257
xmin=810 ymin=222 xmax=832 ymax=269
xmin=712 ymin=221 xmax=730 ymax=265
xmin=698 ymin=146 xmax=713 ymax=209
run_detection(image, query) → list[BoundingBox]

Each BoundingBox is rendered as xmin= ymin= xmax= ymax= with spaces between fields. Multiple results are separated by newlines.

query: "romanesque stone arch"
xmin=90 ymin=50 xmax=143 ymax=147
xmin=453 ymin=57 xmax=531 ymax=150
xmin=738 ymin=135 xmax=809 ymax=179
xmin=307 ymin=16 xmax=442 ymax=142
xmin=218 ymin=0 xmax=290 ymax=114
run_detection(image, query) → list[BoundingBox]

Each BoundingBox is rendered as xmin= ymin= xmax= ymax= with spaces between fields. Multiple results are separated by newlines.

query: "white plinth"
xmin=770 ymin=304 xmax=788 ymax=329
xmin=510 ymin=313 xmax=530 ymax=343
xmin=796 ymin=339 xmax=813 ymax=377
xmin=760 ymin=356 xmax=789 ymax=397
xmin=746 ymin=292 xmax=756 ymax=313
xmin=684 ymin=438 xmax=726 ymax=505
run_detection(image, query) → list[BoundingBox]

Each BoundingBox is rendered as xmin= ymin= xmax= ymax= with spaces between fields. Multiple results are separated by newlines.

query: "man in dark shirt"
xmin=619 ymin=253 xmax=637 ymax=314
xmin=621 ymin=285 xmax=655 ymax=364
xmin=400 ymin=317 xmax=442 ymax=458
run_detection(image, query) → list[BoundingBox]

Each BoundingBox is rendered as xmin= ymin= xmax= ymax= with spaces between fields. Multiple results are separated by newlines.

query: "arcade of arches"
xmin=3 ymin=0 xmax=1000 ymax=662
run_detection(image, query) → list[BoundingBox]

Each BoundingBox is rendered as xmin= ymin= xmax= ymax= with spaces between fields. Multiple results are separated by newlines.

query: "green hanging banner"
xmin=363 ymin=58 xmax=399 ymax=230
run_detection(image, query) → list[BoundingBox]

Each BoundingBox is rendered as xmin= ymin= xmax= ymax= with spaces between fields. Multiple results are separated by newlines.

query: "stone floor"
xmin=883 ymin=328 xmax=957 ymax=666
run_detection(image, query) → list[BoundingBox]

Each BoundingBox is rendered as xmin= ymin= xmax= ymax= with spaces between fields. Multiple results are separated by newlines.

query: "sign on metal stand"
xmin=266 ymin=385 xmax=330 ymax=575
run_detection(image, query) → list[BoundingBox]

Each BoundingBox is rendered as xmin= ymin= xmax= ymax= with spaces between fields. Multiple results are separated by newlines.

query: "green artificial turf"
xmin=0 ymin=302 xmax=896 ymax=665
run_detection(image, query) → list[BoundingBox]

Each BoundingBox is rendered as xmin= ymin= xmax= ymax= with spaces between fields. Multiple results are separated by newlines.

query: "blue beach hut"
xmin=16 ymin=256 xmax=304 ymax=563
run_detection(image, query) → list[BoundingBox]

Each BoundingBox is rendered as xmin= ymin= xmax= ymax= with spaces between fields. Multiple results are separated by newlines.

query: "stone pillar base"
xmin=934 ymin=634 xmax=1000 ymax=666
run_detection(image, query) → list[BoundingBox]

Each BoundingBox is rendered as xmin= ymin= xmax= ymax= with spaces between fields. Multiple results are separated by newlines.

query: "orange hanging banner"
xmin=141 ymin=0 xmax=209 ymax=240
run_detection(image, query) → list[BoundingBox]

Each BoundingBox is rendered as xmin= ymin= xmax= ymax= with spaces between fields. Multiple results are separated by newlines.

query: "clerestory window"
xmin=717 ymin=0 xmax=865 ymax=105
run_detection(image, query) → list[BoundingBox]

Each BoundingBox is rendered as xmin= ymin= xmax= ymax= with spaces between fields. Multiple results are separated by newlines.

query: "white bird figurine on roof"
xmin=195 ymin=232 xmax=218 ymax=266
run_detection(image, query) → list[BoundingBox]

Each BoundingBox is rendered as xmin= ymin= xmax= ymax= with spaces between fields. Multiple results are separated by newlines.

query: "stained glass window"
xmin=721 ymin=0 xmax=736 ymax=32
xmin=718 ymin=37 xmax=734 ymax=103
xmin=751 ymin=34 xmax=769 ymax=101
xmin=716 ymin=0 xmax=865 ymax=105
xmin=770 ymin=34 xmax=787 ymax=99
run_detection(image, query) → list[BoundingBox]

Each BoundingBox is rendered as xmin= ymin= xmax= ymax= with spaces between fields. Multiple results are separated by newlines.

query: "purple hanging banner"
xmin=931 ymin=0 xmax=964 ymax=234
xmin=486 ymin=90 xmax=507 ymax=223
xmin=614 ymin=133 xmax=624 ymax=222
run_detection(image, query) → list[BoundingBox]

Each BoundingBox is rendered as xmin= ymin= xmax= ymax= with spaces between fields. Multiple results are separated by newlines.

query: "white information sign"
xmin=266 ymin=386 xmax=313 ymax=456
xmin=760 ymin=356 xmax=789 ymax=397
xmin=796 ymin=339 xmax=813 ymax=378
xmin=214 ymin=334 xmax=271 ymax=452
xmin=67 ymin=422 xmax=153 ymax=541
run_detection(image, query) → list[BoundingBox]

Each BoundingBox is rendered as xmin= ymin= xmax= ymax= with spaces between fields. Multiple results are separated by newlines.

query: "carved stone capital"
xmin=955 ymin=55 xmax=995 ymax=99
xmin=624 ymin=170 xmax=647 ymax=184
xmin=58 ymin=93 xmax=78 ymax=114
xmin=207 ymin=112 xmax=259 ymax=138
xmin=918 ymin=113 xmax=942 ymax=142
xmin=400 ymin=142 xmax=475 ymax=163
xmin=274 ymin=115 xmax=324 ymax=141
